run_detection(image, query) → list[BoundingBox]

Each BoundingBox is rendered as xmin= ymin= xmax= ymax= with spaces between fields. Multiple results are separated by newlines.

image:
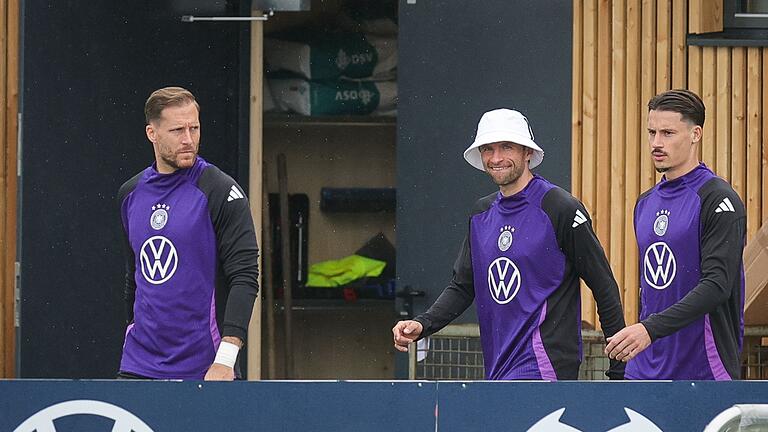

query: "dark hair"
xmin=144 ymin=87 xmax=200 ymax=124
xmin=647 ymin=89 xmax=705 ymax=127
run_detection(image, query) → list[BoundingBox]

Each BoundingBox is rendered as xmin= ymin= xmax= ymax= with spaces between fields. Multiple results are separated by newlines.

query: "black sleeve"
xmin=199 ymin=167 xmax=260 ymax=343
xmin=543 ymin=187 xmax=627 ymax=379
xmin=118 ymin=174 xmax=141 ymax=325
xmin=641 ymin=180 xmax=746 ymax=340
xmin=412 ymin=193 xmax=496 ymax=338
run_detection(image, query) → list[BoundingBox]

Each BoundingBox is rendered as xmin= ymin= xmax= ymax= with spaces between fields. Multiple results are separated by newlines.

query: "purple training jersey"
xmin=118 ymin=157 xmax=259 ymax=379
xmin=415 ymin=175 xmax=626 ymax=380
xmin=626 ymin=164 xmax=745 ymax=380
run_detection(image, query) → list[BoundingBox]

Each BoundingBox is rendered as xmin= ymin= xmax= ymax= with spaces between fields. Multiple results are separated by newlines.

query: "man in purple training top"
xmin=605 ymin=90 xmax=745 ymax=380
xmin=392 ymin=109 xmax=626 ymax=380
xmin=117 ymin=87 xmax=259 ymax=380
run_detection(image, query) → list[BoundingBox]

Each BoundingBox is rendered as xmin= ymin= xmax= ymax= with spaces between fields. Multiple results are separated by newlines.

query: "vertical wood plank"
xmin=746 ymin=48 xmax=762 ymax=239
xmin=731 ymin=48 xmax=746 ymax=205
xmin=0 ymin=0 xmax=8 ymax=377
xmin=671 ymin=0 xmax=687 ymax=88
xmin=610 ymin=0 xmax=626 ymax=308
xmin=572 ymin=0 xmax=584 ymax=200
xmin=716 ymin=47 xmax=731 ymax=180
xmin=763 ymin=49 xmax=768 ymax=225
xmin=654 ymin=0 xmax=670 ymax=187
xmin=641 ymin=0 xmax=657 ymax=193
xmin=689 ymin=0 xmax=723 ymax=34
xmin=0 ymin=0 xmax=19 ymax=378
xmin=688 ymin=0 xmax=701 ymax=33
xmin=247 ymin=10 xmax=264 ymax=380
xmin=4 ymin=0 xmax=18 ymax=379
xmin=702 ymin=47 xmax=717 ymax=169
xmin=656 ymin=0 xmax=671 ymax=92
xmin=624 ymin=0 xmax=642 ymax=324
xmin=688 ymin=45 xmax=703 ymax=160
xmin=596 ymin=0 xmax=612 ymax=257
xmin=581 ymin=0 xmax=598 ymax=328
xmin=589 ymin=0 xmax=613 ymax=330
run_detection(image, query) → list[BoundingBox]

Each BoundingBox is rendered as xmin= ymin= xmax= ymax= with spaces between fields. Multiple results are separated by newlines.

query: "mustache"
xmin=487 ymin=162 xmax=515 ymax=168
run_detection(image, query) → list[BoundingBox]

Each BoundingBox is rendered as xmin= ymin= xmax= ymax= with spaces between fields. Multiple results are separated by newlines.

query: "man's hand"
xmin=605 ymin=323 xmax=652 ymax=363
xmin=392 ymin=320 xmax=423 ymax=352
xmin=205 ymin=362 xmax=235 ymax=381
xmin=205 ymin=336 xmax=242 ymax=381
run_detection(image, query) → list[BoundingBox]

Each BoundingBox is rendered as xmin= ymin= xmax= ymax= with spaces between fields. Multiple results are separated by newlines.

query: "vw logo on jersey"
xmin=14 ymin=399 xmax=154 ymax=432
xmin=643 ymin=241 xmax=676 ymax=290
xmin=497 ymin=225 xmax=515 ymax=252
xmin=140 ymin=235 xmax=178 ymax=285
xmin=150 ymin=203 xmax=170 ymax=230
xmin=653 ymin=209 xmax=670 ymax=236
xmin=488 ymin=257 xmax=521 ymax=304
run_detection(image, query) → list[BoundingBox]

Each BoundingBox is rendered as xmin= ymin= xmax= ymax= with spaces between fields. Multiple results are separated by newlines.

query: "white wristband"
xmin=213 ymin=341 xmax=240 ymax=368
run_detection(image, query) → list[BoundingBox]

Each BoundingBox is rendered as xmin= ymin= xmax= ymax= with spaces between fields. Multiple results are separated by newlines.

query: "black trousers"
xmin=116 ymin=371 xmax=154 ymax=380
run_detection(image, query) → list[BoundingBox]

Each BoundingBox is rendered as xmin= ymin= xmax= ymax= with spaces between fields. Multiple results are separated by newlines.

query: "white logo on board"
xmin=14 ymin=399 xmax=154 ymax=432
xmin=527 ymin=407 xmax=662 ymax=431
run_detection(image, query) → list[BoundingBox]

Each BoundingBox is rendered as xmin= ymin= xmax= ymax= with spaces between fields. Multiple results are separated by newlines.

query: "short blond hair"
xmin=144 ymin=87 xmax=200 ymax=124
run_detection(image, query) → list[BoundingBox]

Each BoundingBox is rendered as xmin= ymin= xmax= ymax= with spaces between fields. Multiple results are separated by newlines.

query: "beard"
xmin=486 ymin=161 xmax=524 ymax=186
xmin=160 ymin=152 xmax=196 ymax=170
xmin=655 ymin=166 xmax=669 ymax=173
xmin=158 ymin=141 xmax=199 ymax=171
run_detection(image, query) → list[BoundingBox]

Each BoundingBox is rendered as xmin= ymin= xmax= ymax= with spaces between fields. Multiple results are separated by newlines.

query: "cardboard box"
xmin=744 ymin=221 xmax=768 ymax=326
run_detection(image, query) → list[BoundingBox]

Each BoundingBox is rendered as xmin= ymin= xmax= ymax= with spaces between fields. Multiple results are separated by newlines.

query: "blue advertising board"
xmin=1 ymin=380 xmax=436 ymax=431
xmin=437 ymin=381 xmax=768 ymax=431
xmin=1 ymin=380 xmax=767 ymax=431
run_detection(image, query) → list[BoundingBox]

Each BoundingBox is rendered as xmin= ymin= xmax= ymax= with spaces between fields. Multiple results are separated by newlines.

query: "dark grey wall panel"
xmin=397 ymin=1 xmax=572 ymax=321
xmin=19 ymin=0 xmax=248 ymax=377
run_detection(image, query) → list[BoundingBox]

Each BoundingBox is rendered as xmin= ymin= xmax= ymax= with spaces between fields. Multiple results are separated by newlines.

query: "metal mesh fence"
xmin=579 ymin=330 xmax=610 ymax=380
xmin=408 ymin=324 xmax=484 ymax=380
xmin=742 ymin=329 xmax=768 ymax=380
xmin=409 ymin=324 xmax=768 ymax=380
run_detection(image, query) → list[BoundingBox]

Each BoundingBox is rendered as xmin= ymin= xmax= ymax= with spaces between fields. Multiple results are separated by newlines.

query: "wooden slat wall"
xmin=0 ymin=0 xmax=18 ymax=377
xmin=609 ymin=0 xmax=626 ymax=312
xmin=579 ymin=0 xmax=598 ymax=327
xmin=623 ymin=0 xmax=641 ymax=327
xmin=746 ymin=48 xmax=761 ymax=240
xmin=574 ymin=0 xmax=765 ymax=327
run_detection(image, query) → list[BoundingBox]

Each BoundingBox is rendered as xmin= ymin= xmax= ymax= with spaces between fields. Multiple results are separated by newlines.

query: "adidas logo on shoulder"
xmin=227 ymin=185 xmax=244 ymax=202
xmin=714 ymin=197 xmax=735 ymax=213
xmin=572 ymin=209 xmax=588 ymax=228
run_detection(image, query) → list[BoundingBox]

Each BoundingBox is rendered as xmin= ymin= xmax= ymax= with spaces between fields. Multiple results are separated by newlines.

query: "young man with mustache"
xmin=605 ymin=89 xmax=746 ymax=380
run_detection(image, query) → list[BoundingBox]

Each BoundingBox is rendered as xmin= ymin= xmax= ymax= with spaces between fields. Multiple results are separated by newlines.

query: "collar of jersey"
xmin=657 ymin=162 xmax=710 ymax=194
xmin=146 ymin=157 xmax=201 ymax=184
xmin=495 ymin=174 xmax=541 ymax=212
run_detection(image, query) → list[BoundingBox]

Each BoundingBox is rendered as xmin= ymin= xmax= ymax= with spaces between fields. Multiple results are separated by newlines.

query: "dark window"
xmin=725 ymin=0 xmax=768 ymax=28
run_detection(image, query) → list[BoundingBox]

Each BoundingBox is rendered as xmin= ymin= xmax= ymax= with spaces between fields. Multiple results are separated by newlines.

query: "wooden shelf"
xmin=264 ymin=112 xmax=396 ymax=128
xmin=273 ymin=298 xmax=394 ymax=312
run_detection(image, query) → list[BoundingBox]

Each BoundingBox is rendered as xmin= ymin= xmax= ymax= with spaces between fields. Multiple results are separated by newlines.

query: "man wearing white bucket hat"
xmin=392 ymin=108 xmax=626 ymax=380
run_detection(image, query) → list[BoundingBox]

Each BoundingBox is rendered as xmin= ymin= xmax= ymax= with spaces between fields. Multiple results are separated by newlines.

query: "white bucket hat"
xmin=463 ymin=108 xmax=545 ymax=171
